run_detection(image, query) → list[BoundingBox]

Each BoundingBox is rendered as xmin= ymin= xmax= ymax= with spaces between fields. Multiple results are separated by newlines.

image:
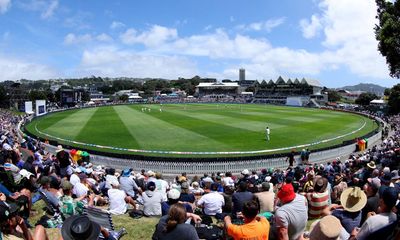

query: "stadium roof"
xmin=197 ymin=82 xmax=239 ymax=87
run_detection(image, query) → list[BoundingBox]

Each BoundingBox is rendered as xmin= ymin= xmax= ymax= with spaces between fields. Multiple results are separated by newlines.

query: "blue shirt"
xmin=332 ymin=209 xmax=362 ymax=233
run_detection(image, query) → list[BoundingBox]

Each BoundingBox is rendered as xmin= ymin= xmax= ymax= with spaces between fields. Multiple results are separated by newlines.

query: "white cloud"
xmin=120 ymin=25 xmax=178 ymax=47
xmin=237 ymin=17 xmax=286 ymax=32
xmin=110 ymin=21 xmax=125 ymax=30
xmin=17 ymin=0 xmax=58 ymax=19
xmin=40 ymin=0 xmax=57 ymax=19
xmin=300 ymin=14 xmax=322 ymax=39
xmin=64 ymin=33 xmax=113 ymax=45
xmin=0 ymin=0 xmax=11 ymax=14
xmin=0 ymin=56 xmax=57 ymax=81
xmin=96 ymin=33 xmax=113 ymax=42
xmin=78 ymin=46 xmax=197 ymax=79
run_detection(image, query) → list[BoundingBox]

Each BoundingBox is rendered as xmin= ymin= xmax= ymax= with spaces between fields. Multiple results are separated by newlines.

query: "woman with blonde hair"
xmin=152 ymin=203 xmax=199 ymax=240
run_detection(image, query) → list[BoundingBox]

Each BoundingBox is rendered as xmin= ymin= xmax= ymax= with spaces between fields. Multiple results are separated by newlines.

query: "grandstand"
xmin=195 ymin=82 xmax=239 ymax=101
xmin=253 ymin=77 xmax=327 ymax=106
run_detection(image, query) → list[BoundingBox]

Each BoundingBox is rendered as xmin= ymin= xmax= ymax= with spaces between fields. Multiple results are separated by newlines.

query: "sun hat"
xmin=192 ymin=181 xmax=199 ymax=188
xmin=241 ymin=169 xmax=250 ymax=175
xmin=167 ymin=189 xmax=180 ymax=200
xmin=181 ymin=182 xmax=189 ymax=189
xmin=340 ymin=187 xmax=367 ymax=212
xmin=367 ymin=161 xmax=376 ymax=169
xmin=147 ymin=170 xmax=155 ymax=177
xmin=265 ymin=176 xmax=272 ymax=182
xmin=19 ymin=169 xmax=33 ymax=179
xmin=61 ymin=215 xmax=101 ymax=240
xmin=0 ymin=135 xmax=7 ymax=142
xmin=60 ymin=180 xmax=73 ymax=191
xmin=55 ymin=145 xmax=64 ymax=153
xmin=110 ymin=178 xmax=120 ymax=187
xmin=367 ymin=178 xmax=381 ymax=191
xmin=277 ymin=183 xmax=295 ymax=203
xmin=122 ymin=169 xmax=132 ymax=177
xmin=314 ymin=177 xmax=328 ymax=193
xmin=178 ymin=176 xmax=187 ymax=182
xmin=391 ymin=170 xmax=400 ymax=180
xmin=309 ymin=215 xmax=342 ymax=240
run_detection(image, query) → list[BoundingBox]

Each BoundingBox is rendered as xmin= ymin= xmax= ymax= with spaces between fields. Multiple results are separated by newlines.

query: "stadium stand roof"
xmin=197 ymin=82 xmax=239 ymax=87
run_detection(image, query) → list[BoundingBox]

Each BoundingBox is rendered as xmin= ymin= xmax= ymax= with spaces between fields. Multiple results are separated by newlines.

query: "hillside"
xmin=340 ymin=83 xmax=386 ymax=95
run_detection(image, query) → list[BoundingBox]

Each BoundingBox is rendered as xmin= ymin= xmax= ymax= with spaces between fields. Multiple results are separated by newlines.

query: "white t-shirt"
xmin=197 ymin=191 xmax=224 ymax=215
xmin=155 ymin=179 xmax=169 ymax=202
xmin=69 ymin=174 xmax=80 ymax=186
xmin=223 ymin=177 xmax=234 ymax=187
xmin=108 ymin=188 xmax=127 ymax=215
xmin=72 ymin=182 xmax=89 ymax=198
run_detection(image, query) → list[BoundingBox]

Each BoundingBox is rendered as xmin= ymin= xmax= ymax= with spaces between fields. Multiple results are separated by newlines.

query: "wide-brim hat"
xmin=122 ymin=169 xmax=132 ymax=177
xmin=314 ymin=177 xmax=328 ymax=193
xmin=340 ymin=187 xmax=367 ymax=212
xmin=309 ymin=215 xmax=341 ymax=240
xmin=55 ymin=145 xmax=64 ymax=153
xmin=391 ymin=170 xmax=400 ymax=180
xmin=61 ymin=215 xmax=100 ymax=240
xmin=367 ymin=161 xmax=376 ymax=169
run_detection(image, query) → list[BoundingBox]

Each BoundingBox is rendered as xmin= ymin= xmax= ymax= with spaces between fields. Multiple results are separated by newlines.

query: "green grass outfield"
xmin=25 ymin=104 xmax=377 ymax=157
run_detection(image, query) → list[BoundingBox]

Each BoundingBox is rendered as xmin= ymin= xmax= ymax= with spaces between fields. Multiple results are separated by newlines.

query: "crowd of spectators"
xmin=0 ymin=109 xmax=398 ymax=240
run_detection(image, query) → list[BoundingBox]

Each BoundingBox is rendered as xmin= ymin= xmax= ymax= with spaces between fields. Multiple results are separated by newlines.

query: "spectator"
xmin=361 ymin=177 xmax=381 ymax=224
xmin=141 ymin=181 xmax=163 ymax=217
xmin=119 ymin=168 xmax=140 ymax=199
xmin=309 ymin=215 xmax=347 ymax=240
xmin=254 ymin=182 xmax=275 ymax=214
xmin=351 ymin=187 xmax=398 ymax=239
xmin=323 ymin=186 xmax=367 ymax=234
xmin=152 ymin=203 xmax=199 ymax=240
xmin=232 ymin=181 xmax=253 ymax=217
xmin=56 ymin=145 xmax=72 ymax=178
xmin=189 ymin=181 xmax=204 ymax=195
xmin=224 ymin=200 xmax=270 ymax=240
xmin=154 ymin=172 xmax=169 ymax=202
xmin=306 ymin=176 xmax=329 ymax=219
xmin=196 ymin=183 xmax=224 ymax=217
xmin=108 ymin=179 xmax=131 ymax=215
xmin=275 ymin=183 xmax=308 ymax=240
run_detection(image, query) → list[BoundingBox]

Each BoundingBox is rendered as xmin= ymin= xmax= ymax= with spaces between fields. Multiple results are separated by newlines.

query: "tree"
xmin=327 ymin=90 xmax=341 ymax=102
xmin=375 ymin=0 xmax=400 ymax=78
xmin=0 ymin=85 xmax=9 ymax=108
xmin=119 ymin=94 xmax=129 ymax=102
xmin=28 ymin=90 xmax=47 ymax=101
xmin=388 ymin=84 xmax=400 ymax=114
xmin=355 ymin=92 xmax=378 ymax=106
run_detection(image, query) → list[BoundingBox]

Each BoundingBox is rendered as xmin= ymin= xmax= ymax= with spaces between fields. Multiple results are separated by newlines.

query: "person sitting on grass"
xmin=152 ymin=203 xmax=200 ymax=240
xmin=0 ymin=200 xmax=49 ymax=240
xmin=224 ymin=200 xmax=270 ymax=240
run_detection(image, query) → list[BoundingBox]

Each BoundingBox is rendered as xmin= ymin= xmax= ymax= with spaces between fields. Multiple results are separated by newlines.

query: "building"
xmin=195 ymin=82 xmax=239 ymax=100
xmin=239 ymin=68 xmax=245 ymax=81
xmin=253 ymin=77 xmax=326 ymax=106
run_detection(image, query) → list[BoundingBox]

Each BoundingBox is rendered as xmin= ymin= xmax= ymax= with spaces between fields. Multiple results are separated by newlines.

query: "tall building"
xmin=239 ymin=68 xmax=245 ymax=81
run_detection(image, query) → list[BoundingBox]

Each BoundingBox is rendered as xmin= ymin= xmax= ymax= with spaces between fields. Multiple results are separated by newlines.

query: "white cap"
xmin=241 ymin=169 xmax=250 ymax=175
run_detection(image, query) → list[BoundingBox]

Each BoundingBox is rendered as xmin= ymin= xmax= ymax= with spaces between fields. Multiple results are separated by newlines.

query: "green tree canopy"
xmin=327 ymin=90 xmax=341 ymax=102
xmin=355 ymin=92 xmax=378 ymax=106
xmin=388 ymin=84 xmax=400 ymax=114
xmin=375 ymin=0 xmax=400 ymax=78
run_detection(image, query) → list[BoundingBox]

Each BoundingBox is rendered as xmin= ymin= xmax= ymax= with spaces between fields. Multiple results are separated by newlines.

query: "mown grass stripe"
xmin=116 ymin=105 xmax=231 ymax=151
xmin=74 ymin=106 xmax=140 ymax=148
xmin=40 ymin=108 xmax=98 ymax=140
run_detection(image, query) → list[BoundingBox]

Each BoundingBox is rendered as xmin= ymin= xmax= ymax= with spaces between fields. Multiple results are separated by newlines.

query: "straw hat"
xmin=340 ymin=187 xmax=367 ymax=212
xmin=56 ymin=145 xmax=64 ymax=153
xmin=367 ymin=161 xmax=376 ymax=169
xmin=309 ymin=215 xmax=341 ymax=240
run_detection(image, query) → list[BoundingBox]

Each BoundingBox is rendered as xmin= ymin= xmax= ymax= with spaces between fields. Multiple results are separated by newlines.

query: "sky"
xmin=0 ymin=0 xmax=398 ymax=88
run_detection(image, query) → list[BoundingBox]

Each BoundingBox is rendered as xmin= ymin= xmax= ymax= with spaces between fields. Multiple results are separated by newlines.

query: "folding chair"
xmin=83 ymin=206 xmax=127 ymax=239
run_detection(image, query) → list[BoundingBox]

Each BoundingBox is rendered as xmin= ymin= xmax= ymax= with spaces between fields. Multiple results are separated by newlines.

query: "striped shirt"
xmin=306 ymin=190 xmax=329 ymax=219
